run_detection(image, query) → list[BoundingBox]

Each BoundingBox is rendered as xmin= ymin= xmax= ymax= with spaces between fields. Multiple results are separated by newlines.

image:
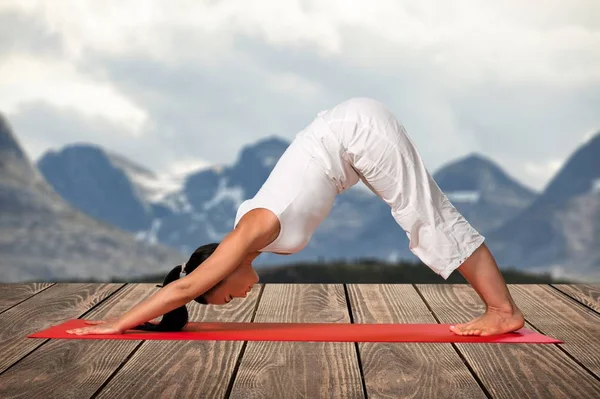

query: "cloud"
xmin=0 ymin=8 xmax=63 ymax=61
xmin=524 ymin=159 xmax=565 ymax=189
xmin=8 ymin=101 xmax=166 ymax=173
xmin=447 ymin=78 xmax=600 ymax=189
xmin=1 ymin=0 xmax=599 ymax=191
xmin=583 ymin=127 xmax=600 ymax=142
xmin=0 ymin=57 xmax=147 ymax=130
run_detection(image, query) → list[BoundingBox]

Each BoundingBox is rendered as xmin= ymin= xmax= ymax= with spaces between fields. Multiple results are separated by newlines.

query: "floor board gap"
xmin=0 ymin=339 xmax=51 ymax=377
xmin=0 ymin=284 xmax=57 ymax=316
xmin=344 ymin=284 xmax=370 ymax=399
xmin=413 ymin=284 xmax=492 ymax=399
xmin=522 ymin=315 xmax=600 ymax=383
xmin=78 ymin=283 xmax=129 ymax=320
xmin=224 ymin=283 xmax=266 ymax=399
xmin=548 ymin=284 xmax=600 ymax=317
xmin=90 ymin=340 xmax=146 ymax=399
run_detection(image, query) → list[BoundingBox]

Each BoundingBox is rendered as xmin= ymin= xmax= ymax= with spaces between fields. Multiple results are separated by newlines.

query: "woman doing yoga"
xmin=67 ymin=97 xmax=524 ymax=337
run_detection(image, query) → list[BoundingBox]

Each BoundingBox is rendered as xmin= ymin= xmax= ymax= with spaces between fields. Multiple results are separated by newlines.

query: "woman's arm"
xmin=111 ymin=209 xmax=279 ymax=332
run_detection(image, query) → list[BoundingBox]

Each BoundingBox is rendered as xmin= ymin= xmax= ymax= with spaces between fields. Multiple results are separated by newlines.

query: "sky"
xmin=0 ymin=0 xmax=599 ymax=190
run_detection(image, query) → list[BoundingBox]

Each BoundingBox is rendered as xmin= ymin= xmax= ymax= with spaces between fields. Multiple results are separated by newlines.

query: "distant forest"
xmin=120 ymin=258 xmax=567 ymax=284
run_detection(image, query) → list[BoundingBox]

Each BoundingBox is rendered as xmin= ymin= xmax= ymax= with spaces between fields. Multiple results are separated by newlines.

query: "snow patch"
xmin=549 ymin=264 xmax=566 ymax=280
xmin=191 ymin=213 xmax=207 ymax=222
xmin=446 ymin=191 xmax=481 ymax=203
xmin=205 ymin=222 xmax=227 ymax=241
xmin=387 ymin=251 xmax=400 ymax=263
xmin=592 ymin=179 xmax=600 ymax=193
xmin=203 ymin=179 xmax=245 ymax=210
xmin=263 ymin=156 xmax=278 ymax=167
xmin=163 ymin=191 xmax=194 ymax=213
xmin=135 ymin=219 xmax=162 ymax=244
xmin=108 ymin=153 xmax=191 ymax=205
xmin=127 ymin=171 xmax=186 ymax=203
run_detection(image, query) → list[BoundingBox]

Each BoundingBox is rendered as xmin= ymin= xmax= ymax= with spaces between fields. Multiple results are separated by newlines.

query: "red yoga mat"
xmin=29 ymin=319 xmax=562 ymax=344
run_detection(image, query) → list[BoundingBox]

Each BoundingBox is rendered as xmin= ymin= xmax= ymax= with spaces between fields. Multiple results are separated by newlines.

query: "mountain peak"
xmin=263 ymin=135 xmax=288 ymax=143
xmin=584 ymin=130 xmax=600 ymax=146
xmin=445 ymin=152 xmax=507 ymax=173
xmin=0 ymin=113 xmax=25 ymax=157
xmin=0 ymin=113 xmax=42 ymax=186
xmin=537 ymin=129 xmax=600 ymax=206
xmin=237 ymin=135 xmax=290 ymax=168
xmin=249 ymin=135 xmax=290 ymax=152
xmin=461 ymin=152 xmax=492 ymax=165
xmin=434 ymin=152 xmax=533 ymax=194
xmin=55 ymin=142 xmax=106 ymax=157
xmin=37 ymin=142 xmax=156 ymax=231
xmin=106 ymin=151 xmax=155 ymax=178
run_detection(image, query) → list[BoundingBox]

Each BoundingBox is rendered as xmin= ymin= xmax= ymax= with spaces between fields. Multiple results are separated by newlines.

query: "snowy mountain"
xmin=37 ymin=138 xmax=274 ymax=251
xmin=433 ymin=154 xmax=537 ymax=233
xmin=0 ymin=114 xmax=185 ymax=283
xmin=156 ymin=137 xmax=292 ymax=255
xmin=487 ymin=132 xmax=600 ymax=280
xmin=106 ymin=151 xmax=190 ymax=206
xmin=25 ymin=109 xmax=600 ymax=281
xmin=37 ymin=133 xmax=540 ymax=271
xmin=37 ymin=145 xmax=153 ymax=231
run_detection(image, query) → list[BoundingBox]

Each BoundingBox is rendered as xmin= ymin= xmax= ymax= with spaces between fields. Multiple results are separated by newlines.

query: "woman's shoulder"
xmin=234 ymin=208 xmax=281 ymax=250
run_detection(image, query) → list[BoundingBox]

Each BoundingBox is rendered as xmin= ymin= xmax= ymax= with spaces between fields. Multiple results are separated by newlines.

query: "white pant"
xmin=309 ymin=98 xmax=485 ymax=279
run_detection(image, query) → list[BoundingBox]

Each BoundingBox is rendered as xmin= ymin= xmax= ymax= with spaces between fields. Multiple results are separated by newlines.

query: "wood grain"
xmin=0 ymin=283 xmax=54 ymax=314
xmin=95 ymin=283 xmax=262 ymax=399
xmin=508 ymin=285 xmax=600 ymax=376
xmin=0 ymin=283 xmax=122 ymax=375
xmin=551 ymin=284 xmax=600 ymax=314
xmin=0 ymin=284 xmax=156 ymax=399
xmin=2 ymin=283 xmax=599 ymax=398
xmin=228 ymin=284 xmax=364 ymax=399
xmin=347 ymin=284 xmax=485 ymax=399
xmin=417 ymin=284 xmax=600 ymax=399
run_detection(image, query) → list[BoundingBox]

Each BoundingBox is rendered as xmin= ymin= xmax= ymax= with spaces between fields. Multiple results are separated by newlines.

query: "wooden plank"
xmin=417 ymin=284 xmax=600 ymax=399
xmin=347 ymin=284 xmax=485 ymax=399
xmin=229 ymin=284 xmax=364 ymax=399
xmin=95 ymin=283 xmax=262 ymax=399
xmin=551 ymin=284 xmax=600 ymax=314
xmin=0 ymin=283 xmax=54 ymax=314
xmin=509 ymin=285 xmax=600 ymax=376
xmin=0 ymin=283 xmax=122 ymax=375
xmin=0 ymin=284 xmax=155 ymax=399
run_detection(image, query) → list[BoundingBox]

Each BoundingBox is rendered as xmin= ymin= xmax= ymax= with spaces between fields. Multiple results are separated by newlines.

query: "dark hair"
xmin=133 ymin=243 xmax=220 ymax=332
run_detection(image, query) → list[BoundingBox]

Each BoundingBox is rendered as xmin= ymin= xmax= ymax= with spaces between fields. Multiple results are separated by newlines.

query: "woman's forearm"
xmin=114 ymin=282 xmax=192 ymax=331
xmin=111 ymin=221 xmax=272 ymax=332
xmin=111 ymin=244 xmax=244 ymax=332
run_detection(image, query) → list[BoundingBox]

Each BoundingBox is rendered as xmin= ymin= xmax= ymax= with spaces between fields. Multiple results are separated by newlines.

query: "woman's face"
xmin=202 ymin=261 xmax=260 ymax=305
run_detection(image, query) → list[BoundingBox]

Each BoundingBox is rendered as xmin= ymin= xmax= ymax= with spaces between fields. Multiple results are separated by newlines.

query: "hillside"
xmin=0 ymin=114 xmax=185 ymax=283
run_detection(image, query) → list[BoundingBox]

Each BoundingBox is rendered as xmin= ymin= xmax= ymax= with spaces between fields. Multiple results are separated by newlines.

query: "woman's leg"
xmin=452 ymin=243 xmax=524 ymax=335
xmin=339 ymin=99 xmax=523 ymax=335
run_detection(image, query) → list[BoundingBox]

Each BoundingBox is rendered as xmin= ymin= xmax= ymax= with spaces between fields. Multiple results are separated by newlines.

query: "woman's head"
xmin=184 ymin=243 xmax=260 ymax=305
xmin=134 ymin=242 xmax=260 ymax=332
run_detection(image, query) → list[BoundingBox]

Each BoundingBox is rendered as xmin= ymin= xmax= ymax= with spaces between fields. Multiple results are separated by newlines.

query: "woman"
xmin=67 ymin=98 xmax=524 ymax=337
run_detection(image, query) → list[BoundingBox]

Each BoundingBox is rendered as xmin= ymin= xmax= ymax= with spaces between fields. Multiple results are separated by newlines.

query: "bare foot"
xmin=450 ymin=306 xmax=525 ymax=336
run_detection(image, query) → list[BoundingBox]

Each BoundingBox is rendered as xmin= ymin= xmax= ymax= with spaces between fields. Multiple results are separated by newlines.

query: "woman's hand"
xmin=66 ymin=319 xmax=125 ymax=336
xmin=83 ymin=318 xmax=159 ymax=327
xmin=83 ymin=318 xmax=119 ymax=326
xmin=66 ymin=317 xmax=162 ymax=335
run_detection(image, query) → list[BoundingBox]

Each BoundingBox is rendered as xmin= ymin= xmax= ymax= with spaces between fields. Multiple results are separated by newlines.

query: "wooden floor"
xmin=0 ymin=283 xmax=599 ymax=398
